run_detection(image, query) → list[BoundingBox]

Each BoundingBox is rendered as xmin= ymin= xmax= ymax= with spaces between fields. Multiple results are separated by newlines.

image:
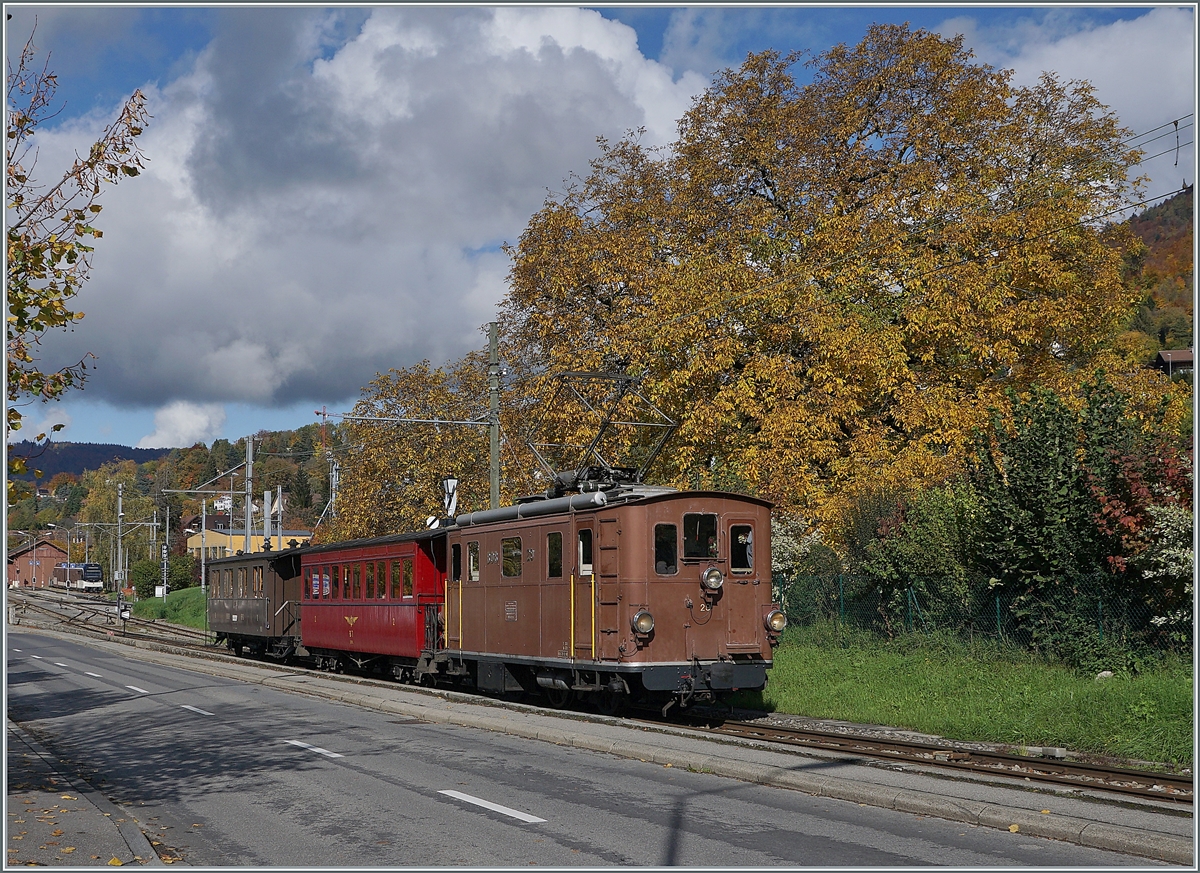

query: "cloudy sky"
xmin=5 ymin=4 xmax=1195 ymax=449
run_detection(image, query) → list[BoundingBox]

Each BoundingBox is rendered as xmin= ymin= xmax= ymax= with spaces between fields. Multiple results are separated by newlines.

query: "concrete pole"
xmin=488 ymin=321 xmax=500 ymax=510
xmin=116 ymin=483 xmax=124 ymax=592
xmin=244 ymin=437 xmax=254 ymax=554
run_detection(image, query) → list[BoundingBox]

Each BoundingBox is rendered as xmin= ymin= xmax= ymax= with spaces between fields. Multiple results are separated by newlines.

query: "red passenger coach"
xmin=299 ymin=532 xmax=445 ymax=679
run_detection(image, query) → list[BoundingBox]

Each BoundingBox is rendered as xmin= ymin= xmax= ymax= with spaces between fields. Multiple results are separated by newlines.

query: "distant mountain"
xmin=7 ymin=440 xmax=172 ymax=481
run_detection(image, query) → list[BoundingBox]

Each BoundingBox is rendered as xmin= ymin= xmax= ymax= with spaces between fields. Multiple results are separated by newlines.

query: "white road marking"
xmin=11 ymin=649 xmax=21 ymax=652
xmin=125 ymin=685 xmax=149 ymax=694
xmin=55 ymin=662 xmax=69 ymax=667
xmin=438 ymin=790 xmax=546 ymax=823
xmin=30 ymin=655 xmax=42 ymax=659
xmin=285 ymin=739 xmax=343 ymax=758
xmin=85 ymin=672 xmax=102 ymax=678
xmin=181 ymin=705 xmax=214 ymax=716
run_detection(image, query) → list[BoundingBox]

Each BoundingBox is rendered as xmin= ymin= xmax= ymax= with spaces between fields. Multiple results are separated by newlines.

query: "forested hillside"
xmin=1123 ymin=185 xmax=1193 ymax=354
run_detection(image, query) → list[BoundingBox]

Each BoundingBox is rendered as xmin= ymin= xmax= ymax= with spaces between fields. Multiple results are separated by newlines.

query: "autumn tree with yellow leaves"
xmin=501 ymin=24 xmax=1181 ymax=532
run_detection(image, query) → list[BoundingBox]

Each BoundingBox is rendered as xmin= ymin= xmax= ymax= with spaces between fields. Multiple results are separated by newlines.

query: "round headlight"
xmin=700 ymin=567 xmax=724 ymax=590
xmin=765 ymin=609 xmax=787 ymax=633
xmin=632 ymin=610 xmax=655 ymax=635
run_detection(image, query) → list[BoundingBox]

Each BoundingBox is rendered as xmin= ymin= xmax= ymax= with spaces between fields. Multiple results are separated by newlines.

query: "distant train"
xmin=206 ymin=483 xmax=785 ymax=714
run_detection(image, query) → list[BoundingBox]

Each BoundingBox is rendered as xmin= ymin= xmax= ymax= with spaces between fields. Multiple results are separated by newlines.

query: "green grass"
xmin=128 ymin=586 xmax=207 ymax=630
xmin=732 ymin=622 xmax=1194 ymax=767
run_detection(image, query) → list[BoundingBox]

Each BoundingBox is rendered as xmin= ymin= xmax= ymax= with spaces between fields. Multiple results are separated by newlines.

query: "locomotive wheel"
xmin=595 ymin=687 xmax=628 ymax=717
xmin=543 ymin=687 xmax=573 ymax=709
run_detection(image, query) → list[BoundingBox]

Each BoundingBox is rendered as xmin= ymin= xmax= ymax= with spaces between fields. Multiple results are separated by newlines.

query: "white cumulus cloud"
xmin=137 ymin=401 xmax=227 ymax=448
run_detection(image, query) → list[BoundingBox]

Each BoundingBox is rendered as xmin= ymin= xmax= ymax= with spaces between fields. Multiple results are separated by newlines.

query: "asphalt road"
xmin=6 ymin=630 xmax=1170 ymax=867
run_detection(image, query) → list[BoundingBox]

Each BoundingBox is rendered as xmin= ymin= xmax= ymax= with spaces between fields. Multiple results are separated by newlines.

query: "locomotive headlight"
xmin=632 ymin=609 xmax=655 ymax=635
xmin=765 ymin=609 xmax=787 ymax=633
xmin=700 ymin=567 xmax=724 ymax=591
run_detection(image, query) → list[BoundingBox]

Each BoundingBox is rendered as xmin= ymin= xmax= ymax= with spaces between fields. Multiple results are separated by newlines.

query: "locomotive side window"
xmin=731 ymin=525 xmax=753 ymax=572
xmin=502 ymin=537 xmax=522 ymax=578
xmin=547 ymin=532 xmax=562 ymax=578
xmin=468 ymin=542 xmax=480 ymax=582
xmin=377 ymin=562 xmax=386 ymax=598
xmin=654 ymin=524 xmax=678 ymax=575
xmin=683 ymin=513 xmax=719 ymax=559
xmin=403 ymin=558 xmax=414 ymax=596
xmin=578 ymin=529 xmax=593 ymax=575
xmin=331 ymin=565 xmax=340 ymax=600
xmin=452 ymin=544 xmax=462 ymax=582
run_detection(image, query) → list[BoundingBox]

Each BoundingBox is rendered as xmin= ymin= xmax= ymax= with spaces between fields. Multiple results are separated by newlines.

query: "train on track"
xmin=206 ymin=482 xmax=786 ymax=714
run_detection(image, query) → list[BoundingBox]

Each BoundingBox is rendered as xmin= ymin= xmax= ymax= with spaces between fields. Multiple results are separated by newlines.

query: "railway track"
xmin=673 ymin=718 xmax=1193 ymax=805
xmin=11 ymin=588 xmax=1192 ymax=806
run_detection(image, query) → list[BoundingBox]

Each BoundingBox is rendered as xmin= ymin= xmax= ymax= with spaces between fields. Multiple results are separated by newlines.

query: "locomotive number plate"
xmin=505 ymin=601 xmax=518 ymax=622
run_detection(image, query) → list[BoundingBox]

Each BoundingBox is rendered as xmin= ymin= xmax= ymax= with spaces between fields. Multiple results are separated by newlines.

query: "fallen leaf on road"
xmin=51 ymin=831 xmax=62 ymax=837
xmin=108 ymin=857 xmax=123 ymax=866
xmin=60 ymin=847 xmax=76 ymax=854
xmin=1008 ymin=824 xmax=1019 ymax=833
xmin=60 ymin=796 xmax=75 ymax=801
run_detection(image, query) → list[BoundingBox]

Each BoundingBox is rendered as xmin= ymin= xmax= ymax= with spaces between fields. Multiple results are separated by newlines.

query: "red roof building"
xmin=7 ymin=539 xmax=69 ymax=589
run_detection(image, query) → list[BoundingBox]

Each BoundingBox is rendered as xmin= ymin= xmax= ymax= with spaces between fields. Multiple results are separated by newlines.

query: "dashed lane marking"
xmin=284 ymin=740 xmax=343 ymax=758
xmin=125 ymin=685 xmax=149 ymax=694
xmin=438 ymin=790 xmax=547 ymax=823
xmin=181 ymin=705 xmax=214 ymax=716
xmin=30 ymin=655 xmax=42 ymax=659
xmin=85 ymin=672 xmax=102 ymax=678
xmin=54 ymin=662 xmax=69 ymax=667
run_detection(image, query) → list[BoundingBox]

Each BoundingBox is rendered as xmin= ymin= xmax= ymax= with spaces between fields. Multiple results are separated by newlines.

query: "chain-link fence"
xmin=774 ymin=571 xmax=1192 ymax=671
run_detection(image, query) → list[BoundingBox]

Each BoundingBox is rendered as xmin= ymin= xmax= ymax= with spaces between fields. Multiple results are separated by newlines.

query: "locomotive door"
xmin=573 ymin=527 xmax=595 ymax=660
xmin=596 ymin=517 xmax=621 ymax=660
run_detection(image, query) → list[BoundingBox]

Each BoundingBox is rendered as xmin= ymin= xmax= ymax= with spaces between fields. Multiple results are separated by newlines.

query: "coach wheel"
xmin=543 ymin=686 xmax=573 ymax=709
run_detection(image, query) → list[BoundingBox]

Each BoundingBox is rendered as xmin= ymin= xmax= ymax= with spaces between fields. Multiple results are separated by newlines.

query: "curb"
xmin=12 ymin=621 xmax=1195 ymax=866
xmin=6 ymin=720 xmax=165 ymax=867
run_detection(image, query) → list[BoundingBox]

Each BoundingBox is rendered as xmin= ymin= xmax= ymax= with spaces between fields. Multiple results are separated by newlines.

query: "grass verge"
xmin=128 ymin=586 xmax=207 ymax=629
xmin=730 ymin=622 xmax=1193 ymax=767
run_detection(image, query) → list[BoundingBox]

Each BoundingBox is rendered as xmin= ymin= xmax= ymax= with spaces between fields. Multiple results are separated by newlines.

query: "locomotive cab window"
xmin=468 ymin=541 xmax=480 ymax=581
xmin=654 ymin=524 xmax=678 ymax=575
xmin=683 ymin=513 xmax=719 ymax=559
xmin=452 ymin=544 xmax=462 ymax=582
xmin=502 ymin=537 xmax=522 ymax=578
xmin=578 ymin=529 xmax=593 ymax=575
xmin=731 ymin=525 xmax=754 ymax=573
xmin=547 ymin=532 xmax=562 ymax=578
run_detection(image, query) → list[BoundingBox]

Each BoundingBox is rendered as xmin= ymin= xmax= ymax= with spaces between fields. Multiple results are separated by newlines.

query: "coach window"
xmin=403 ymin=557 xmax=414 ymax=597
xmin=365 ymin=562 xmax=375 ymax=599
xmin=377 ymin=562 xmax=387 ymax=598
xmin=731 ymin=525 xmax=753 ymax=573
xmin=352 ymin=564 xmax=362 ymax=600
xmin=468 ymin=541 xmax=480 ymax=582
xmin=322 ymin=568 xmax=332 ymax=598
xmin=302 ymin=569 xmax=310 ymax=599
xmin=452 ymin=544 xmax=462 ymax=582
xmin=237 ymin=567 xmax=247 ymax=597
xmin=502 ymin=537 xmax=522 ymax=578
xmin=391 ymin=561 xmax=402 ymax=598
xmin=209 ymin=569 xmax=219 ymax=591
xmin=253 ymin=566 xmax=264 ymax=597
xmin=331 ymin=565 xmax=340 ymax=600
xmin=578 ymin=529 xmax=593 ymax=576
xmin=547 ymin=532 xmax=563 ymax=578
xmin=222 ymin=569 xmax=232 ymax=597
xmin=683 ymin=513 xmax=718 ymax=559
xmin=654 ymin=524 xmax=678 ymax=575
